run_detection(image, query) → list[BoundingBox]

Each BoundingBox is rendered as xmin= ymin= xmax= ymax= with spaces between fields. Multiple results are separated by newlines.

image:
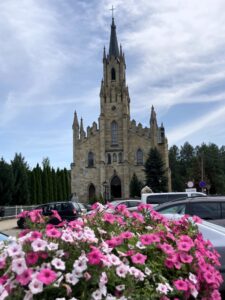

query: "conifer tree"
xmin=52 ymin=168 xmax=57 ymax=201
xmin=11 ymin=153 xmax=30 ymax=205
xmin=56 ymin=168 xmax=63 ymax=200
xmin=0 ymin=158 xmax=14 ymax=205
xmin=34 ymin=164 xmax=43 ymax=204
xmin=144 ymin=148 xmax=168 ymax=192
xmin=129 ymin=173 xmax=142 ymax=198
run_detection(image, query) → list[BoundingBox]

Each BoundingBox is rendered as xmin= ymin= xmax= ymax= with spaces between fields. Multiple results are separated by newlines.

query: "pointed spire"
xmin=72 ymin=111 xmax=79 ymax=129
xmin=120 ymin=44 xmax=122 ymax=56
xmin=103 ymin=46 xmax=106 ymax=59
xmin=109 ymin=17 xmax=119 ymax=58
xmin=150 ymin=105 xmax=157 ymax=124
xmin=80 ymin=118 xmax=85 ymax=139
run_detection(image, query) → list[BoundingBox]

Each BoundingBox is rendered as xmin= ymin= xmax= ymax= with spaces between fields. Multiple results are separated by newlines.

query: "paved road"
xmin=0 ymin=218 xmax=20 ymax=237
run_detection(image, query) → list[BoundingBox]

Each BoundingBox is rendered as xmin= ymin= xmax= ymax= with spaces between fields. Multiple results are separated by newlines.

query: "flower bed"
xmin=0 ymin=203 xmax=223 ymax=299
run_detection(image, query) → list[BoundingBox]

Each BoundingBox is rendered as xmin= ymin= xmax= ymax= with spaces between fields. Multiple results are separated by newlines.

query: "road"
xmin=0 ymin=218 xmax=20 ymax=237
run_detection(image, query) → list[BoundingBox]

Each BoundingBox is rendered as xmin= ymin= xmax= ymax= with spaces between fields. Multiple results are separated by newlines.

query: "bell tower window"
xmin=111 ymin=68 xmax=116 ymax=81
xmin=111 ymin=121 xmax=118 ymax=145
xmin=88 ymin=151 xmax=94 ymax=167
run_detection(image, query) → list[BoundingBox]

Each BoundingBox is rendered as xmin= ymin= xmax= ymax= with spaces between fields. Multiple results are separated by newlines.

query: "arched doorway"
xmin=88 ymin=184 xmax=96 ymax=202
xmin=111 ymin=176 xmax=121 ymax=199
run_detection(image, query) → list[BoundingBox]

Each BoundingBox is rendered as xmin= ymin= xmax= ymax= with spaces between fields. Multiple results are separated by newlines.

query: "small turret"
xmin=80 ymin=118 xmax=86 ymax=139
xmin=72 ymin=111 xmax=79 ymax=130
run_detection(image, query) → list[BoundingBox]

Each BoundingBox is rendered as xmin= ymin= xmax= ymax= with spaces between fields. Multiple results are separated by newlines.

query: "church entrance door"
xmin=110 ymin=176 xmax=121 ymax=199
xmin=88 ymin=184 xmax=96 ymax=202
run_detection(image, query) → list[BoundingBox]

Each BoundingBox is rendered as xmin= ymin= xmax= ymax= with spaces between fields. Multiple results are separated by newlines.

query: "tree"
xmin=130 ymin=173 xmax=142 ymax=198
xmin=144 ymin=148 xmax=168 ymax=192
xmin=169 ymin=145 xmax=184 ymax=191
xmin=34 ymin=164 xmax=43 ymax=204
xmin=0 ymin=158 xmax=14 ymax=205
xmin=11 ymin=153 xmax=30 ymax=205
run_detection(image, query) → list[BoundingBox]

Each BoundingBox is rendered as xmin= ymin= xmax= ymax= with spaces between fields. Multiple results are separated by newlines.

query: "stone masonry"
xmin=71 ymin=18 xmax=171 ymax=203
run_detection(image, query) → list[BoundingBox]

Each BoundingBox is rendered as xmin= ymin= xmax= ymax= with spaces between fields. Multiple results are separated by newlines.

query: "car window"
xmin=157 ymin=204 xmax=186 ymax=214
xmin=190 ymin=202 xmax=221 ymax=220
xmin=147 ymin=194 xmax=168 ymax=204
xmin=61 ymin=203 xmax=72 ymax=211
xmin=167 ymin=194 xmax=187 ymax=201
xmin=128 ymin=201 xmax=140 ymax=207
xmin=221 ymin=203 xmax=225 ymax=218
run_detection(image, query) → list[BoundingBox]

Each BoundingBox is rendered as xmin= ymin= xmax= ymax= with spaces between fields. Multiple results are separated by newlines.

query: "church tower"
xmin=71 ymin=17 xmax=171 ymax=203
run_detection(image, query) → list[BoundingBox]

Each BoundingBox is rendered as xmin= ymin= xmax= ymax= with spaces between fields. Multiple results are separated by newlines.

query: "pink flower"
xmin=192 ymin=215 xmax=202 ymax=224
xmin=177 ymin=241 xmax=192 ymax=252
xmin=179 ymin=252 xmax=193 ymax=264
xmin=131 ymin=253 xmax=147 ymax=264
xmin=120 ymin=231 xmax=134 ymax=239
xmin=37 ymin=268 xmax=57 ymax=285
xmin=0 ymin=258 xmax=6 ymax=269
xmin=116 ymin=264 xmax=129 ymax=278
xmin=103 ymin=213 xmax=115 ymax=224
xmin=132 ymin=212 xmax=144 ymax=223
xmin=16 ymin=269 xmax=32 ymax=286
xmin=160 ymin=243 xmax=174 ymax=255
xmin=28 ymin=279 xmax=43 ymax=294
xmin=46 ymin=228 xmax=61 ymax=238
xmin=203 ymin=271 xmax=215 ymax=284
xmin=29 ymin=209 xmax=44 ymax=223
xmin=51 ymin=210 xmax=62 ymax=221
xmin=29 ymin=231 xmax=42 ymax=241
xmin=173 ymin=279 xmax=188 ymax=291
xmin=140 ymin=233 xmax=160 ymax=245
xmin=210 ymin=290 xmax=221 ymax=300
xmin=88 ymin=249 xmax=103 ymax=265
xmin=26 ymin=252 xmax=39 ymax=266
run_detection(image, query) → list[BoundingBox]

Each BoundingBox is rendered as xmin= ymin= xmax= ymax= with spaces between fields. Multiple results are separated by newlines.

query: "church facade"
xmin=71 ymin=18 xmax=171 ymax=203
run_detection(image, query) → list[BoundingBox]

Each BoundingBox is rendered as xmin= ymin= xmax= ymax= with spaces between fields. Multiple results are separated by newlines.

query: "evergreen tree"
xmin=169 ymin=145 xmax=184 ymax=191
xmin=129 ymin=173 xmax=142 ymax=198
xmin=11 ymin=153 xmax=30 ymax=205
xmin=64 ymin=168 xmax=70 ymax=200
xmin=56 ymin=168 xmax=63 ymax=200
xmin=144 ymin=148 xmax=168 ymax=192
xmin=28 ymin=170 xmax=37 ymax=204
xmin=52 ymin=168 xmax=57 ymax=201
xmin=34 ymin=164 xmax=43 ymax=204
xmin=0 ymin=158 xmax=14 ymax=205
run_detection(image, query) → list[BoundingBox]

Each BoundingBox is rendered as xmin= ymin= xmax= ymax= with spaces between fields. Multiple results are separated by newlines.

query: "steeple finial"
xmin=110 ymin=5 xmax=115 ymax=18
xmin=72 ymin=111 xmax=79 ymax=129
xmin=80 ymin=118 xmax=85 ymax=139
xmin=109 ymin=11 xmax=119 ymax=58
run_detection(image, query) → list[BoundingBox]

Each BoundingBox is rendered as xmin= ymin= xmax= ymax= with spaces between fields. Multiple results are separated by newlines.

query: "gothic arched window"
xmin=137 ymin=149 xmax=143 ymax=165
xmin=88 ymin=151 xmax=94 ymax=167
xmin=111 ymin=68 xmax=116 ymax=80
xmin=107 ymin=153 xmax=111 ymax=164
xmin=118 ymin=152 xmax=123 ymax=163
xmin=111 ymin=121 xmax=118 ymax=145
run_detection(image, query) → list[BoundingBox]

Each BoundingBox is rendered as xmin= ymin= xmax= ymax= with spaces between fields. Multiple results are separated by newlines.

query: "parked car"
xmin=155 ymin=196 xmax=225 ymax=226
xmin=141 ymin=192 xmax=206 ymax=207
xmin=109 ymin=199 xmax=142 ymax=211
xmin=17 ymin=201 xmax=87 ymax=229
xmin=0 ymin=232 xmax=8 ymax=241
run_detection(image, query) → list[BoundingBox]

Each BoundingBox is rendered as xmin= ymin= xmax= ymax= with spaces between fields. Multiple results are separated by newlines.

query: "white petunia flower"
xmin=47 ymin=242 xmax=59 ymax=251
xmin=52 ymin=258 xmax=65 ymax=270
xmin=144 ymin=267 xmax=152 ymax=276
xmin=28 ymin=279 xmax=43 ymax=294
xmin=91 ymin=289 xmax=102 ymax=300
xmin=31 ymin=239 xmax=47 ymax=252
xmin=12 ymin=258 xmax=27 ymax=275
xmin=116 ymin=285 xmax=125 ymax=291
xmin=65 ymin=273 xmax=79 ymax=286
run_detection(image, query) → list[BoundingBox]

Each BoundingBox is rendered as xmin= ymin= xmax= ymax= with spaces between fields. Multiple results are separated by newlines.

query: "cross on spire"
xmin=110 ymin=5 xmax=115 ymax=18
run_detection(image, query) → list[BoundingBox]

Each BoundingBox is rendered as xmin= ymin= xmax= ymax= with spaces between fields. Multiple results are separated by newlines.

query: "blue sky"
xmin=1 ymin=0 xmax=225 ymax=169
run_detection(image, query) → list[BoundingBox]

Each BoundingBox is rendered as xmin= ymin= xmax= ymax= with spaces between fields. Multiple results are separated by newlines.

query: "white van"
xmin=141 ymin=192 xmax=206 ymax=207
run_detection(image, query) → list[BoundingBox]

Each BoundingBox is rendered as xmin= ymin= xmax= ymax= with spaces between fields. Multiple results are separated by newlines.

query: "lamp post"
xmin=102 ymin=181 xmax=108 ymax=204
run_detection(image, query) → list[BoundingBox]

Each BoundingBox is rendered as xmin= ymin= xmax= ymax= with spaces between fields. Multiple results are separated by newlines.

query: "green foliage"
xmin=0 ymin=158 xmax=14 ymax=205
xmin=129 ymin=173 xmax=142 ymax=198
xmin=144 ymin=148 xmax=168 ymax=192
xmin=11 ymin=153 xmax=30 ymax=205
xmin=169 ymin=142 xmax=225 ymax=194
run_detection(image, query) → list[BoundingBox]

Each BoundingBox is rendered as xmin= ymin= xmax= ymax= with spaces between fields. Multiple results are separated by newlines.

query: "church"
xmin=71 ymin=17 xmax=171 ymax=203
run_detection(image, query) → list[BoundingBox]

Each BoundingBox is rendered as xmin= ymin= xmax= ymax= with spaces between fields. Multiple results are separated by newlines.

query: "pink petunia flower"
xmin=37 ymin=268 xmax=57 ymax=285
xmin=88 ymin=248 xmax=103 ymax=265
xmin=16 ymin=268 xmax=32 ymax=286
xmin=131 ymin=253 xmax=147 ymax=265
xmin=31 ymin=238 xmax=47 ymax=252
xmin=26 ymin=252 xmax=39 ymax=266
xmin=173 ymin=279 xmax=188 ymax=291
xmin=12 ymin=258 xmax=27 ymax=275
xmin=46 ymin=228 xmax=61 ymax=239
xmin=120 ymin=231 xmax=134 ymax=239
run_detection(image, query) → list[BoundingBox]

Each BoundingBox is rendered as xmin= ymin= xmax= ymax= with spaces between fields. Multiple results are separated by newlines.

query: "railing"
xmin=0 ymin=205 xmax=37 ymax=220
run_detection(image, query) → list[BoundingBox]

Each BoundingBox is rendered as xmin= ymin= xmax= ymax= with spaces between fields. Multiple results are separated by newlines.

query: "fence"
xmin=0 ymin=205 xmax=36 ymax=220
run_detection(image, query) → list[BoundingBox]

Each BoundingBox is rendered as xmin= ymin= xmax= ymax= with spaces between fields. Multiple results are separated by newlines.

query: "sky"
xmin=1 ymin=0 xmax=225 ymax=169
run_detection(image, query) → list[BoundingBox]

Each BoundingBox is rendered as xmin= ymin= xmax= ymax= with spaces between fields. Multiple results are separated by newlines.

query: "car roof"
xmin=110 ymin=199 xmax=141 ymax=205
xmin=156 ymin=196 xmax=225 ymax=209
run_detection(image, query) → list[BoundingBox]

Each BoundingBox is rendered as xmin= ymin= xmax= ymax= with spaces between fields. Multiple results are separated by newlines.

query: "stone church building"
xmin=71 ymin=18 xmax=171 ymax=202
